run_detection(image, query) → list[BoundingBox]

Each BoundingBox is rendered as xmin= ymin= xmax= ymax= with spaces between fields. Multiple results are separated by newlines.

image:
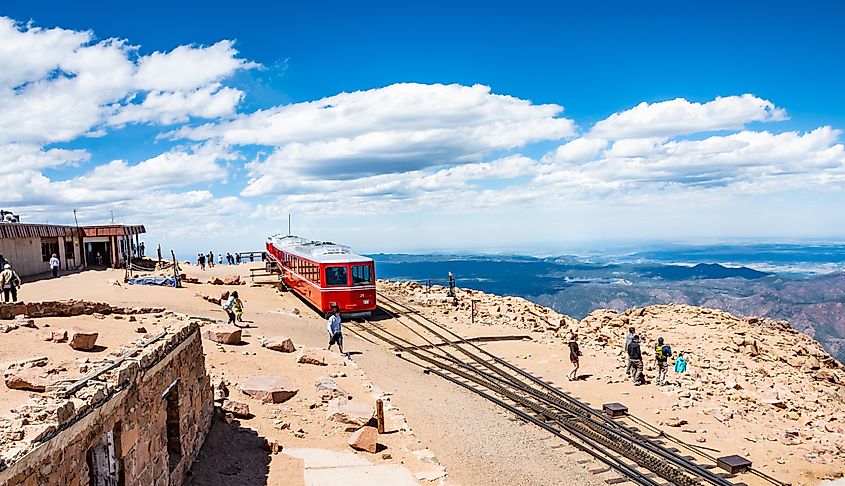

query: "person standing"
xmin=208 ymin=251 xmax=214 ymax=268
xmin=0 ymin=264 xmax=21 ymax=302
xmin=624 ymin=326 xmax=636 ymax=380
xmin=49 ymin=253 xmax=60 ymax=278
xmin=326 ymin=306 xmax=346 ymax=356
xmin=198 ymin=253 xmax=206 ymax=271
xmin=654 ymin=337 xmax=673 ymax=386
xmin=218 ymin=254 xmax=223 ymax=266
xmin=157 ymin=244 xmax=162 ymax=263
xmin=568 ymin=332 xmax=582 ymax=381
xmin=232 ymin=292 xmax=244 ymax=323
xmin=627 ymin=334 xmax=645 ymax=385
xmin=674 ymin=351 xmax=687 ymax=374
xmin=222 ymin=291 xmax=237 ymax=325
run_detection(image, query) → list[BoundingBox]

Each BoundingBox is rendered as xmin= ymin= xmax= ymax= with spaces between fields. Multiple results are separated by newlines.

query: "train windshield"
xmin=325 ymin=266 xmax=348 ymax=286
xmin=351 ymin=265 xmax=372 ymax=285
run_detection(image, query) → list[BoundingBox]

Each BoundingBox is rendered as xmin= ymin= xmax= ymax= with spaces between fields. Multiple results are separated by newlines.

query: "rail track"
xmin=345 ymin=292 xmax=789 ymax=486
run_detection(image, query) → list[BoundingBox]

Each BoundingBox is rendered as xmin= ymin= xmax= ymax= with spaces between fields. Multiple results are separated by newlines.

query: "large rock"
xmin=315 ymin=376 xmax=346 ymax=399
xmin=327 ymin=398 xmax=374 ymax=426
xmin=239 ymin=376 xmax=298 ymax=403
xmin=261 ymin=337 xmax=296 ymax=353
xmin=223 ymin=275 xmax=241 ymax=285
xmin=348 ymin=425 xmax=378 ymax=453
xmin=202 ymin=325 xmax=242 ymax=345
xmin=221 ymin=399 xmax=251 ymax=418
xmin=4 ymin=367 xmax=51 ymax=391
xmin=68 ymin=330 xmax=98 ymax=350
xmin=297 ymin=348 xmax=328 ymax=366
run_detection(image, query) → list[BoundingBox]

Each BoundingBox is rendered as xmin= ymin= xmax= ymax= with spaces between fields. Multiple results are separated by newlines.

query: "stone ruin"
xmin=0 ymin=314 xmax=213 ymax=485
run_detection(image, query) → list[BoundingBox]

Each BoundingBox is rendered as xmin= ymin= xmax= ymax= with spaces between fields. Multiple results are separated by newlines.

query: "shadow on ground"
xmin=186 ymin=412 xmax=271 ymax=486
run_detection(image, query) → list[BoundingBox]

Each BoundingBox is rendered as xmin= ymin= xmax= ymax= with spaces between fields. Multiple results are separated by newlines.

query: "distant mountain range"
xmin=371 ymin=245 xmax=845 ymax=363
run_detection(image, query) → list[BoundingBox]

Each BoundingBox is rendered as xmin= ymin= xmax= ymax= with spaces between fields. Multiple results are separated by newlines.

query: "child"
xmin=674 ymin=351 xmax=687 ymax=373
xmin=231 ymin=291 xmax=244 ymax=323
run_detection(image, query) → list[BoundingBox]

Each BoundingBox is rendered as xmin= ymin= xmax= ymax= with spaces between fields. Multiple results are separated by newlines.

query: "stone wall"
xmin=0 ymin=300 xmax=165 ymax=320
xmin=0 ymin=321 xmax=213 ymax=485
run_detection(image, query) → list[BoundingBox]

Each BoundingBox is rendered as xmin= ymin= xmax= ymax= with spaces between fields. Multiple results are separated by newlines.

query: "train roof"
xmin=267 ymin=234 xmax=373 ymax=264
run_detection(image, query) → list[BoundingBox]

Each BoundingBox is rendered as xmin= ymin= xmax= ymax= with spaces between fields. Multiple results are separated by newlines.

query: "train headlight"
xmin=363 ymin=299 xmax=371 ymax=305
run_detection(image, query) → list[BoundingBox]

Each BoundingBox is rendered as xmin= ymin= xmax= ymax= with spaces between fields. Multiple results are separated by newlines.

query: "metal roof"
xmin=81 ymin=225 xmax=146 ymax=237
xmin=0 ymin=223 xmax=80 ymax=239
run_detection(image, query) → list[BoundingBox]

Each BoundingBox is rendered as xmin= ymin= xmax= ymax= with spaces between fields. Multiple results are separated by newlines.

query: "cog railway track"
xmin=345 ymin=292 xmax=788 ymax=486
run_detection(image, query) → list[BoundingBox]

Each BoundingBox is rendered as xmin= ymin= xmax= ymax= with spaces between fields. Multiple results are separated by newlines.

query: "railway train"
xmin=265 ymin=234 xmax=376 ymax=316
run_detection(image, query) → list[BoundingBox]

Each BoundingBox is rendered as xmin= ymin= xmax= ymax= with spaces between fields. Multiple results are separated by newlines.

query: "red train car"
xmin=266 ymin=234 xmax=376 ymax=316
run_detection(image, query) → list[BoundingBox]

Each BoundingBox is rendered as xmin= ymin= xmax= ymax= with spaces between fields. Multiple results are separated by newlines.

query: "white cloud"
xmin=109 ymin=83 xmax=245 ymax=125
xmin=590 ymin=94 xmax=787 ymax=140
xmin=0 ymin=17 xmax=256 ymax=146
xmin=134 ymin=40 xmax=257 ymax=92
xmin=175 ymin=83 xmax=574 ymax=196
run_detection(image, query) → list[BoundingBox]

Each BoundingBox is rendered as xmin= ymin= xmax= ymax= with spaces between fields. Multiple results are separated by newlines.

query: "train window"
xmin=325 ymin=266 xmax=348 ymax=286
xmin=351 ymin=265 xmax=372 ymax=285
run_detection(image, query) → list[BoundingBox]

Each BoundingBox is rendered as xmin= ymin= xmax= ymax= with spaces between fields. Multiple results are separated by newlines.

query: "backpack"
xmin=655 ymin=343 xmax=671 ymax=361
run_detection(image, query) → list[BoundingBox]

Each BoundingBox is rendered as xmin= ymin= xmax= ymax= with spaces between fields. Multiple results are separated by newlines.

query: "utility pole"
xmin=288 ymin=213 xmax=291 ymax=235
xmin=110 ymin=210 xmax=115 ymax=224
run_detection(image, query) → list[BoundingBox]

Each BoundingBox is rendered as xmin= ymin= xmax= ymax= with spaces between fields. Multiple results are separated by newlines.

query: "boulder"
xmin=348 ymin=425 xmax=378 ymax=453
xmin=69 ymin=330 xmax=98 ymax=350
xmin=223 ymin=275 xmax=241 ymax=285
xmin=297 ymin=348 xmax=328 ymax=366
xmin=220 ymin=291 xmax=230 ymax=301
xmin=4 ymin=367 xmax=51 ymax=391
xmin=315 ymin=376 xmax=346 ymax=399
xmin=815 ymin=369 xmax=839 ymax=384
xmin=202 ymin=325 xmax=242 ymax=345
xmin=221 ymin=400 xmax=251 ymax=418
xmin=239 ymin=376 xmax=298 ymax=403
xmin=261 ymin=337 xmax=296 ymax=353
xmin=327 ymin=398 xmax=374 ymax=426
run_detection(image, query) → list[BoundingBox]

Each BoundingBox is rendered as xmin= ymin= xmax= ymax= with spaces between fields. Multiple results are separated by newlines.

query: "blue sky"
xmin=2 ymin=1 xmax=845 ymax=255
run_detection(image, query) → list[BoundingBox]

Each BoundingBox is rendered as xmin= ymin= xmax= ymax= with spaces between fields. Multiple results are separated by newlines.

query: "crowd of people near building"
xmin=195 ymin=251 xmax=258 ymax=270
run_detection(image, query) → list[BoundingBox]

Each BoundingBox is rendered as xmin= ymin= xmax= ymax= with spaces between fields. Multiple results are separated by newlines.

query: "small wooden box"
xmin=602 ymin=402 xmax=628 ymax=417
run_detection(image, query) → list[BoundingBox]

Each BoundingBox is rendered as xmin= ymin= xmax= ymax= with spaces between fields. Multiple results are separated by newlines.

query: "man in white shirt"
xmin=326 ymin=306 xmax=345 ymax=356
xmin=49 ymin=254 xmax=60 ymax=278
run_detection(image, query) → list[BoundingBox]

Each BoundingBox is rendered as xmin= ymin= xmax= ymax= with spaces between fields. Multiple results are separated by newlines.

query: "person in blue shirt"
xmin=326 ymin=306 xmax=346 ymax=356
xmin=674 ymin=351 xmax=687 ymax=373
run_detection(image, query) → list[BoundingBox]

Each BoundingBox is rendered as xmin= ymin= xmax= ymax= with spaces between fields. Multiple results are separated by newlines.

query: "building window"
xmin=65 ymin=240 xmax=75 ymax=260
xmin=41 ymin=239 xmax=59 ymax=263
xmin=351 ymin=265 xmax=372 ymax=285
xmin=164 ymin=382 xmax=182 ymax=471
xmin=325 ymin=266 xmax=348 ymax=286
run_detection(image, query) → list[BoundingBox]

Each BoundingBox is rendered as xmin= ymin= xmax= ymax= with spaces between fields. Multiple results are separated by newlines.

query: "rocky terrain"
xmin=380 ymin=280 xmax=845 ymax=483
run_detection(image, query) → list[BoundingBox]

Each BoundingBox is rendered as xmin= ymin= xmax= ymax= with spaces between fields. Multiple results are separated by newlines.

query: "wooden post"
xmin=375 ymin=399 xmax=385 ymax=434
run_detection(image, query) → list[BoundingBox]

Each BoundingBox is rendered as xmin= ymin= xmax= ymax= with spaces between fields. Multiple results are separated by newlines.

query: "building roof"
xmin=0 ymin=223 xmax=80 ymax=239
xmin=81 ymin=225 xmax=146 ymax=237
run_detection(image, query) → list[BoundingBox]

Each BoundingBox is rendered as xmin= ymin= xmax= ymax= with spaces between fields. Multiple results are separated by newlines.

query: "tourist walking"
xmin=674 ymin=351 xmax=687 ymax=374
xmin=208 ymin=251 xmax=214 ymax=268
xmin=222 ymin=291 xmax=237 ymax=325
xmin=49 ymin=253 xmax=60 ymax=278
xmin=326 ymin=306 xmax=346 ymax=356
xmin=218 ymin=254 xmax=223 ymax=266
xmin=624 ymin=326 xmax=636 ymax=379
xmin=0 ymin=264 xmax=21 ymax=303
xmin=627 ymin=334 xmax=645 ymax=385
xmin=568 ymin=332 xmax=582 ymax=381
xmin=198 ymin=253 xmax=206 ymax=271
xmin=654 ymin=337 xmax=673 ymax=385
xmin=139 ymin=242 xmax=145 ymax=258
